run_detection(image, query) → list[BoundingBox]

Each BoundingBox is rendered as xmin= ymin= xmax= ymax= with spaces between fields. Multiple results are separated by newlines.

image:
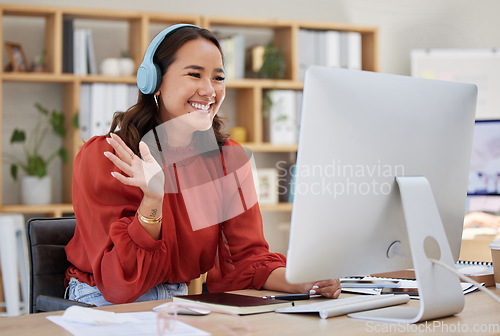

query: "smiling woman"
xmin=64 ymin=24 xmax=340 ymax=307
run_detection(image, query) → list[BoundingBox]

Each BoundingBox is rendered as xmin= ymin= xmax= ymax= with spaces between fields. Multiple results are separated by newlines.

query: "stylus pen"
xmin=262 ymin=294 xmax=310 ymax=300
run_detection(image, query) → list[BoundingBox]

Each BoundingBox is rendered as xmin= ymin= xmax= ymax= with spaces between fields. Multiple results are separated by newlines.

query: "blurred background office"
xmin=1 ymin=0 xmax=499 ymax=255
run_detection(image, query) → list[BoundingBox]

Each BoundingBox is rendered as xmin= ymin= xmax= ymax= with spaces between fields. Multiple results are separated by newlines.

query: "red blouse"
xmin=65 ymin=136 xmax=286 ymax=304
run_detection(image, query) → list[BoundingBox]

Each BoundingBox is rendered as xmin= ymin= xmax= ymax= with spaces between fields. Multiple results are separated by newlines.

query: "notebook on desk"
xmin=455 ymin=260 xmax=494 ymax=287
xmin=172 ymin=292 xmax=294 ymax=315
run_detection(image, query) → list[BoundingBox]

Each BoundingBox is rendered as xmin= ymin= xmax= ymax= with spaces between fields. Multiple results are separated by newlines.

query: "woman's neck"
xmin=166 ymin=132 xmax=193 ymax=148
xmin=163 ymin=119 xmax=194 ymax=148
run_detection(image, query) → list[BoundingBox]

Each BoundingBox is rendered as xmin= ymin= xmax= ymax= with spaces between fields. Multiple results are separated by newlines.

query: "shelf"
xmin=79 ymin=75 xmax=137 ymax=84
xmin=0 ymin=202 xmax=290 ymax=215
xmin=0 ymin=203 xmax=292 ymax=215
xmin=1 ymin=73 xmax=75 ymax=83
xmin=0 ymin=73 xmax=302 ymax=87
xmin=242 ymin=143 xmax=298 ymax=152
xmin=0 ymin=4 xmax=378 ymax=215
xmin=0 ymin=73 xmax=138 ymax=84
xmin=260 ymin=202 xmax=293 ymax=212
xmin=225 ymin=79 xmax=303 ymax=90
xmin=0 ymin=203 xmax=74 ymax=217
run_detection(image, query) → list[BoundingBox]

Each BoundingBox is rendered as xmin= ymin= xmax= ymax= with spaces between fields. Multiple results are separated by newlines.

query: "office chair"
xmin=26 ymin=216 xmax=95 ymax=313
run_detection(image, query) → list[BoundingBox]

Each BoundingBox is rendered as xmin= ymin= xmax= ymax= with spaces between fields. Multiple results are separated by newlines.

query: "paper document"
xmin=341 ymin=277 xmax=478 ymax=299
xmin=47 ymin=311 xmax=209 ymax=336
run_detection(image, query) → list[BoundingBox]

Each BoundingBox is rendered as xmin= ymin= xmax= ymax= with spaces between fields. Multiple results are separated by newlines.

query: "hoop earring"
xmin=154 ymin=95 xmax=159 ymax=110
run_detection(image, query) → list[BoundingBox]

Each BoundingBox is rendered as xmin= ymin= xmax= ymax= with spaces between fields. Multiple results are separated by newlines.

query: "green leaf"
xmin=27 ymin=155 xmax=47 ymax=178
xmin=262 ymin=89 xmax=274 ymax=118
xmin=58 ymin=147 xmax=69 ymax=163
xmin=73 ymin=112 xmax=79 ymax=129
xmin=50 ymin=111 xmax=66 ymax=138
xmin=10 ymin=129 xmax=26 ymax=143
xmin=10 ymin=164 xmax=18 ymax=180
xmin=34 ymin=102 xmax=49 ymax=116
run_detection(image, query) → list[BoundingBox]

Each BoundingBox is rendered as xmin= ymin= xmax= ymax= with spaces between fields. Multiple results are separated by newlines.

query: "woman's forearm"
xmin=262 ymin=267 xmax=311 ymax=294
xmin=137 ymin=194 xmax=163 ymax=240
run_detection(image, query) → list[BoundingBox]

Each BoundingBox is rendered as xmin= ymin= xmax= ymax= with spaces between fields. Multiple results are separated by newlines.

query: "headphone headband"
xmin=136 ymin=23 xmax=200 ymax=94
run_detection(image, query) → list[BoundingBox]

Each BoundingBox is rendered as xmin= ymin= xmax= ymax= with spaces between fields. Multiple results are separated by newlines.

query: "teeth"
xmin=190 ymin=102 xmax=211 ymax=110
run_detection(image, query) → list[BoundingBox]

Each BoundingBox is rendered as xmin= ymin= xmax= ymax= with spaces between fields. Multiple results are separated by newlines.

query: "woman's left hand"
xmin=308 ymin=279 xmax=341 ymax=299
xmin=264 ymin=268 xmax=342 ymax=299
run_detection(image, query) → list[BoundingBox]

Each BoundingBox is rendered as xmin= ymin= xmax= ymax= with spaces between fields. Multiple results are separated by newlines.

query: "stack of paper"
xmin=340 ymin=276 xmax=479 ymax=299
xmin=47 ymin=306 xmax=209 ymax=336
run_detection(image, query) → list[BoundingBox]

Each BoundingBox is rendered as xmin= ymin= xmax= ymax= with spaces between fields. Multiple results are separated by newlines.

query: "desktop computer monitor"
xmin=285 ymin=66 xmax=477 ymax=323
xmin=468 ymin=119 xmax=500 ymax=196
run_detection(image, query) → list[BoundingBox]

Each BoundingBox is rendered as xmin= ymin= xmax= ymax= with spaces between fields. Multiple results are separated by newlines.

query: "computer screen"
xmin=285 ymin=66 xmax=477 ymax=285
xmin=468 ymin=119 xmax=500 ymax=196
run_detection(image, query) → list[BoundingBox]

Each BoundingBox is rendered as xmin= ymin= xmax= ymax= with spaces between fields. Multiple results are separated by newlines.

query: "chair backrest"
xmin=26 ymin=217 xmax=76 ymax=313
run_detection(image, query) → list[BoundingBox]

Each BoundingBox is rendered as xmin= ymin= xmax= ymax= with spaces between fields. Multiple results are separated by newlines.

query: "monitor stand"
xmin=349 ymin=176 xmax=465 ymax=323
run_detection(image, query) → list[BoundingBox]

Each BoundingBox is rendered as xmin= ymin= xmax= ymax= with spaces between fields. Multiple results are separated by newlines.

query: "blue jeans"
xmin=67 ymin=277 xmax=188 ymax=306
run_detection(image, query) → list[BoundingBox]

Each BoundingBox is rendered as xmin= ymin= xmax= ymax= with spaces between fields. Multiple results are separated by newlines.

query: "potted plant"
xmin=4 ymin=103 xmax=68 ymax=204
xmin=257 ymin=43 xmax=285 ymax=79
xmin=31 ymin=49 xmax=46 ymax=72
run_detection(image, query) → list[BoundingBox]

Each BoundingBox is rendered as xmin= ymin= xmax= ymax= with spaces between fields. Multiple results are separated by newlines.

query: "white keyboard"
xmin=275 ymin=294 xmax=410 ymax=319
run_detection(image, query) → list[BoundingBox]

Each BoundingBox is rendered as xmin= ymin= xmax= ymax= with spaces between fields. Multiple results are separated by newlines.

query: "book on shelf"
xmin=266 ymin=90 xmax=301 ymax=145
xmin=72 ymin=28 xmax=97 ymax=75
xmin=340 ymin=31 xmax=362 ymax=70
xmin=256 ymin=168 xmax=279 ymax=205
xmin=172 ymin=292 xmax=293 ymax=315
xmin=288 ymin=164 xmax=297 ymax=203
xmin=73 ymin=28 xmax=87 ymax=75
xmin=62 ymin=18 xmax=74 ymax=73
xmin=86 ymin=29 xmax=97 ymax=75
xmin=220 ymin=34 xmax=245 ymax=80
xmin=245 ymin=45 xmax=265 ymax=77
xmin=298 ymin=29 xmax=362 ymax=81
xmin=277 ymin=161 xmax=295 ymax=203
xmin=325 ymin=30 xmax=341 ymax=68
xmin=79 ymin=83 xmax=138 ymax=140
xmin=298 ymin=29 xmax=314 ymax=81
xmin=90 ymin=82 xmax=107 ymax=136
xmin=79 ymin=83 xmax=91 ymax=140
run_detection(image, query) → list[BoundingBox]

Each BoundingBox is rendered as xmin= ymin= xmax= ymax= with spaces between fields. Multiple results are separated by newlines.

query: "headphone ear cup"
xmin=137 ymin=62 xmax=156 ymax=95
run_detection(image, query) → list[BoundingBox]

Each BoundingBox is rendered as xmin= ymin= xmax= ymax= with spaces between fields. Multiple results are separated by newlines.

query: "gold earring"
xmin=154 ymin=95 xmax=159 ymax=109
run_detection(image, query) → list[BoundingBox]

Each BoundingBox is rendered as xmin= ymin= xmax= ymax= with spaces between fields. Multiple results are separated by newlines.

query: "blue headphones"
xmin=136 ymin=23 xmax=200 ymax=95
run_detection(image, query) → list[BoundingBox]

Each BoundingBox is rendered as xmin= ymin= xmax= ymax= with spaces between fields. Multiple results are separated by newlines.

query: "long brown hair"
xmin=109 ymin=26 xmax=228 ymax=154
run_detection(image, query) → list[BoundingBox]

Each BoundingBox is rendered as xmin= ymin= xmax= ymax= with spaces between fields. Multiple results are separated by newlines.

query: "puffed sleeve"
xmin=66 ymin=136 xmax=173 ymax=304
xmin=205 ymin=140 xmax=287 ymax=292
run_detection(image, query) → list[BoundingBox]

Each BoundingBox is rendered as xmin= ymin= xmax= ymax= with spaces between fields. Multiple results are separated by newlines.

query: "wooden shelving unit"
xmin=0 ymin=204 xmax=74 ymax=218
xmin=260 ymin=202 xmax=293 ymax=212
xmin=0 ymin=4 xmax=378 ymax=216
